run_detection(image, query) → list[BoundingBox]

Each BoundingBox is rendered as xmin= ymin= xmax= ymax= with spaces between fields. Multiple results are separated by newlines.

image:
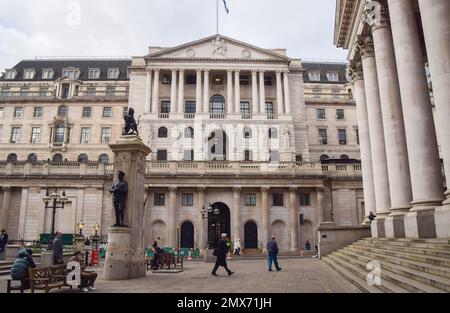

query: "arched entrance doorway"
xmin=244 ymin=221 xmax=258 ymax=248
xmin=180 ymin=221 xmax=194 ymax=248
xmin=208 ymin=130 xmax=227 ymax=160
xmin=207 ymin=202 xmax=231 ymax=249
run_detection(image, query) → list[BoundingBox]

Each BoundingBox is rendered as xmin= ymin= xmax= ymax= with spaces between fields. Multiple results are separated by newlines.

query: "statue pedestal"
xmin=103 ymin=134 xmax=151 ymax=280
xmin=74 ymin=236 xmax=85 ymax=252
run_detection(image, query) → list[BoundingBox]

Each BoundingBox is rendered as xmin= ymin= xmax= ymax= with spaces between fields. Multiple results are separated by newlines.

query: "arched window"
xmin=320 ymin=154 xmax=330 ymax=161
xmin=78 ymin=154 xmax=89 ymax=162
xmin=58 ymin=105 xmax=68 ymax=117
xmin=269 ymin=128 xmax=278 ymax=139
xmin=243 ymin=127 xmax=252 ymax=139
xmin=7 ymin=153 xmax=18 ymax=162
xmin=158 ymin=127 xmax=168 ymax=138
xmin=54 ymin=123 xmax=65 ymax=143
xmin=99 ymin=154 xmax=109 ymax=164
xmin=340 ymin=154 xmax=350 ymax=160
xmin=209 ymin=95 xmax=225 ymax=114
xmin=184 ymin=127 xmax=194 ymax=138
xmin=27 ymin=153 xmax=38 ymax=162
xmin=52 ymin=154 xmax=63 ymax=162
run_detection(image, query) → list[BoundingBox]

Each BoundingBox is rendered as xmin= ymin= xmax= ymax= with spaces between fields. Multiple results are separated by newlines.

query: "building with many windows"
xmin=0 ymin=35 xmax=363 ymax=253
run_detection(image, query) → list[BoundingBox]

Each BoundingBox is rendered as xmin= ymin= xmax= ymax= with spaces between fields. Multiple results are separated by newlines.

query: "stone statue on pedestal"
xmin=109 ymin=171 xmax=128 ymax=227
xmin=123 ymin=108 xmax=140 ymax=136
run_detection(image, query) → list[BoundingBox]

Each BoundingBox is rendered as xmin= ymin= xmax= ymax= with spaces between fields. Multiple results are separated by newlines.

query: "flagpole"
xmin=216 ymin=0 xmax=219 ymax=34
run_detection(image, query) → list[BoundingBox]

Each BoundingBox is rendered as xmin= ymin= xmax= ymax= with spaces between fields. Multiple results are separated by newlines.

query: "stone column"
xmin=289 ymin=187 xmax=299 ymax=251
xmin=234 ymin=70 xmax=241 ymax=114
xmin=283 ymin=71 xmax=291 ymax=114
xmin=261 ymin=187 xmax=270 ymax=252
xmin=168 ymin=186 xmax=178 ymax=248
xmin=259 ymin=71 xmax=266 ymax=114
xmin=196 ymin=69 xmax=202 ymax=114
xmin=177 ymin=69 xmax=185 ymax=114
xmin=170 ymin=69 xmax=178 ymax=114
xmin=359 ymin=36 xmax=391 ymax=237
xmin=144 ymin=70 xmax=152 ymax=114
xmin=203 ymin=70 xmax=210 ymax=114
xmin=388 ymin=0 xmax=444 ymax=238
xmin=418 ymin=0 xmax=450 ymax=238
xmin=252 ymin=71 xmax=259 ymax=114
xmin=232 ymin=187 xmax=241 ymax=242
xmin=227 ymin=70 xmax=234 ymax=114
xmin=366 ymin=2 xmax=413 ymax=237
xmin=105 ymin=135 xmax=151 ymax=280
xmin=348 ymin=62 xmax=376 ymax=224
xmin=276 ymin=71 xmax=284 ymax=115
xmin=0 ymin=187 xmax=11 ymax=231
xmin=317 ymin=188 xmax=326 ymax=223
xmin=197 ymin=187 xmax=206 ymax=249
xmin=151 ymin=69 xmax=160 ymax=113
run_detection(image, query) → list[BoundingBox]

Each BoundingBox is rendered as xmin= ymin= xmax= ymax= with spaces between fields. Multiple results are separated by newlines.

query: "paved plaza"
xmin=0 ymin=258 xmax=361 ymax=293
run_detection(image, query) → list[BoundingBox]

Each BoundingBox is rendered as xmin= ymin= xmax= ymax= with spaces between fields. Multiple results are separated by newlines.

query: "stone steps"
xmin=322 ymin=238 xmax=450 ymax=293
xmin=0 ymin=261 xmax=13 ymax=276
xmin=333 ymin=250 xmax=445 ymax=293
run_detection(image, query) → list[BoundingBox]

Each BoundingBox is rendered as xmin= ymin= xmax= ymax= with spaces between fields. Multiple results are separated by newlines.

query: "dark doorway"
xmin=207 ymin=202 xmax=231 ymax=249
xmin=244 ymin=222 xmax=258 ymax=248
xmin=180 ymin=222 xmax=194 ymax=248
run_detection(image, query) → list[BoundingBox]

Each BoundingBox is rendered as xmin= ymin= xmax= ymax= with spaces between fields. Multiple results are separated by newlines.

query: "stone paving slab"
xmin=0 ymin=258 xmax=361 ymax=293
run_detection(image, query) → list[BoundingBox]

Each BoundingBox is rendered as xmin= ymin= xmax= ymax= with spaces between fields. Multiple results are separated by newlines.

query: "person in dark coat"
xmin=10 ymin=248 xmax=37 ymax=289
xmin=0 ymin=229 xmax=8 ymax=260
xmin=267 ymin=236 xmax=282 ymax=272
xmin=211 ymin=233 xmax=235 ymax=276
xmin=368 ymin=211 xmax=377 ymax=223
xmin=52 ymin=231 xmax=64 ymax=265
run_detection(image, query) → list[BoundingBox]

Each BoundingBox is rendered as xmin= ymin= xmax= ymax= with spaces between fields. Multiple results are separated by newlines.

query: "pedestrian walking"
xmin=52 ymin=231 xmax=64 ymax=265
xmin=233 ymin=239 xmax=241 ymax=256
xmin=211 ymin=233 xmax=235 ymax=277
xmin=0 ymin=229 xmax=8 ymax=261
xmin=267 ymin=236 xmax=282 ymax=272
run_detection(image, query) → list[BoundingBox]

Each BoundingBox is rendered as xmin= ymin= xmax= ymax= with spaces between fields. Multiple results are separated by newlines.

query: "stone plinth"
xmin=104 ymin=134 xmax=151 ymax=280
xmin=384 ymin=214 xmax=406 ymax=238
xmin=435 ymin=203 xmax=450 ymax=238
xmin=370 ymin=217 xmax=386 ymax=238
xmin=404 ymin=207 xmax=437 ymax=238
xmin=318 ymin=223 xmax=370 ymax=258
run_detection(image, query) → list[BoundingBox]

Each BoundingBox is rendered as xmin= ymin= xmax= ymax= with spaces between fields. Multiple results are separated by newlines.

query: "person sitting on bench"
xmin=69 ymin=251 xmax=97 ymax=292
xmin=10 ymin=248 xmax=37 ymax=290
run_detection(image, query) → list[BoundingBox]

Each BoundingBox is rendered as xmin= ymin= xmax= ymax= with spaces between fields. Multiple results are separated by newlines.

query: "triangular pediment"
xmin=146 ymin=35 xmax=290 ymax=62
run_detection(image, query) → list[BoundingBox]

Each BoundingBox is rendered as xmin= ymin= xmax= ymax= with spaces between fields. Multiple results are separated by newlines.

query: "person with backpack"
xmin=10 ymin=248 xmax=37 ymax=289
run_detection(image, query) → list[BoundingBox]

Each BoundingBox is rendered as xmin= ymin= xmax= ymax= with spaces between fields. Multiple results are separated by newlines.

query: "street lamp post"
xmin=78 ymin=221 xmax=85 ymax=237
xmin=201 ymin=203 xmax=220 ymax=249
xmin=42 ymin=189 xmax=68 ymax=250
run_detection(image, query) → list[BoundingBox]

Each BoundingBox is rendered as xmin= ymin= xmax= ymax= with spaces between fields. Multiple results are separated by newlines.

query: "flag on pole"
xmin=222 ymin=0 xmax=229 ymax=13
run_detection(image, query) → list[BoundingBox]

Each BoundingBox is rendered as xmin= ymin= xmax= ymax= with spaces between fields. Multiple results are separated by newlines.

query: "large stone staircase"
xmin=322 ymin=238 xmax=450 ymax=293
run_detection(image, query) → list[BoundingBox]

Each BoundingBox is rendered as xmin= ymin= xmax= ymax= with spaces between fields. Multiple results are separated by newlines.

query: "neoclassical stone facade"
xmin=0 ymin=35 xmax=364 ymax=252
xmin=335 ymin=0 xmax=449 ymax=238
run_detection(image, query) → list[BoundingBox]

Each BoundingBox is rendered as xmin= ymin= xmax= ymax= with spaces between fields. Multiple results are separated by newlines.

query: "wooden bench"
xmin=6 ymin=265 xmax=73 ymax=293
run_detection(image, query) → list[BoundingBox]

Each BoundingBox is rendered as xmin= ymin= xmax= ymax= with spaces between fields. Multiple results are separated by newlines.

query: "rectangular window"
xmin=336 ymin=109 xmax=345 ymax=120
xmin=239 ymin=75 xmax=249 ymax=85
xmin=106 ymin=86 xmax=116 ymax=97
xmin=88 ymin=69 xmax=101 ymax=79
xmin=240 ymin=101 xmax=250 ymax=114
xmin=212 ymin=75 xmax=223 ymax=85
xmin=327 ymin=72 xmax=339 ymax=82
xmin=1 ymin=87 xmax=11 ymax=97
xmin=162 ymin=74 xmax=171 ymax=84
xmin=10 ymin=127 xmax=21 ymax=143
xmin=34 ymin=107 xmax=43 ymax=118
xmin=157 ymin=150 xmax=168 ymax=161
xmin=265 ymin=102 xmax=274 ymax=114
xmin=14 ymin=107 xmax=24 ymax=118
xmin=244 ymin=149 xmax=253 ymax=161
xmin=31 ymin=127 xmax=41 ymax=144
xmin=86 ymin=87 xmax=96 ymax=96
xmin=317 ymin=108 xmax=326 ymax=119
xmin=182 ymin=193 xmax=194 ymax=206
xmin=264 ymin=76 xmax=273 ymax=86
xmin=300 ymin=193 xmax=311 ymax=206
xmin=161 ymin=101 xmax=171 ymax=113
xmin=245 ymin=194 xmax=257 ymax=206
xmin=20 ymin=87 xmax=29 ymax=97
xmin=39 ymin=87 xmax=48 ymax=96
xmin=82 ymin=107 xmax=92 ymax=118
xmin=5 ymin=70 xmax=17 ymax=80
xmin=42 ymin=69 xmax=54 ymax=80
xmin=186 ymin=74 xmax=196 ymax=85
xmin=332 ymin=89 xmax=340 ymax=99
xmin=101 ymin=127 xmax=111 ymax=144
xmin=273 ymin=193 xmax=284 ymax=206
xmin=269 ymin=150 xmax=279 ymax=162
xmin=319 ymin=129 xmax=327 ymax=145
xmin=185 ymin=101 xmax=196 ymax=114
xmin=81 ymin=127 xmax=90 ymax=144
xmin=24 ymin=70 xmax=35 ymax=80
xmin=339 ymin=129 xmax=347 ymax=145
xmin=103 ymin=107 xmax=112 ymax=118
xmin=154 ymin=193 xmax=165 ymax=206
xmin=183 ymin=150 xmax=194 ymax=161
xmin=107 ymin=69 xmax=120 ymax=79
xmin=313 ymin=88 xmax=321 ymax=98
xmin=308 ymin=71 xmax=321 ymax=81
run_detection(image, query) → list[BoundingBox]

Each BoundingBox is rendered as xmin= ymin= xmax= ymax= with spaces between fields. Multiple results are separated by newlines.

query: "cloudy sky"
xmin=0 ymin=0 xmax=347 ymax=71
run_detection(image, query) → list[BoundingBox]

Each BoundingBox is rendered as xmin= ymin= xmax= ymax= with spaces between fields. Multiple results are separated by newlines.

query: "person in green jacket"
xmin=10 ymin=249 xmax=37 ymax=289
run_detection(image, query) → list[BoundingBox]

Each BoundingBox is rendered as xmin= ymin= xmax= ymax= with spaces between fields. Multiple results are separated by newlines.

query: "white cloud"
xmin=0 ymin=0 xmax=347 ymax=71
